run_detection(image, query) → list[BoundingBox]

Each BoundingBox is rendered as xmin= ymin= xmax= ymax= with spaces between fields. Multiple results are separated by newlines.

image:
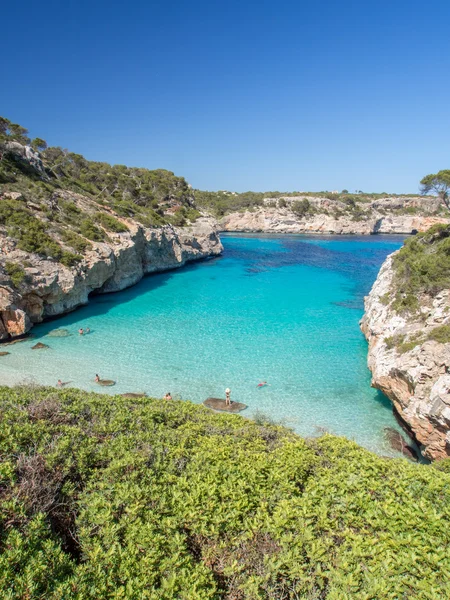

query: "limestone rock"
xmin=361 ymin=254 xmax=450 ymax=461
xmin=0 ymin=215 xmax=222 ymax=339
xmin=220 ymin=205 xmax=450 ymax=235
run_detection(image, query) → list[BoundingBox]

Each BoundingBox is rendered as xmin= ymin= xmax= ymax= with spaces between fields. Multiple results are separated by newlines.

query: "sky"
xmin=2 ymin=0 xmax=450 ymax=193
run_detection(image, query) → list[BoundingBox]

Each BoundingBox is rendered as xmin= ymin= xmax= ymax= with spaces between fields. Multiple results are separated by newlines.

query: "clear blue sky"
xmin=3 ymin=0 xmax=450 ymax=193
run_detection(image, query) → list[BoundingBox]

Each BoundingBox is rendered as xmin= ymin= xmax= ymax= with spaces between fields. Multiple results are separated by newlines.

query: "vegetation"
xmin=95 ymin=212 xmax=129 ymax=233
xmin=391 ymin=224 xmax=450 ymax=313
xmin=4 ymin=262 xmax=26 ymax=287
xmin=427 ymin=324 xmax=450 ymax=344
xmin=0 ymin=116 xmax=203 ymax=273
xmin=0 ymin=385 xmax=449 ymax=599
xmin=420 ymin=170 xmax=450 ymax=210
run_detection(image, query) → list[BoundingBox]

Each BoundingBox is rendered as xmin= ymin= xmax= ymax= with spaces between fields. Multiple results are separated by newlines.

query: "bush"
xmin=78 ymin=219 xmax=107 ymax=242
xmin=392 ymin=225 xmax=450 ymax=312
xmin=95 ymin=212 xmax=128 ymax=233
xmin=0 ymin=386 xmax=450 ymax=599
xmin=4 ymin=262 xmax=26 ymax=287
xmin=60 ymin=230 xmax=92 ymax=254
xmin=291 ymin=199 xmax=311 ymax=217
xmin=428 ymin=324 xmax=450 ymax=344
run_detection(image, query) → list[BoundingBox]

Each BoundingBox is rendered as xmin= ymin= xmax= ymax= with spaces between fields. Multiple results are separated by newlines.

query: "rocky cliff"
xmin=361 ymin=243 xmax=450 ymax=461
xmin=0 ymin=131 xmax=222 ymax=340
xmin=0 ymin=214 xmax=222 ymax=340
xmin=220 ymin=198 xmax=450 ymax=235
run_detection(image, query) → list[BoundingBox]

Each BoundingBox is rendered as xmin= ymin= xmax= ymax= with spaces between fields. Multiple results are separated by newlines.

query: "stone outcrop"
xmin=220 ymin=206 xmax=450 ymax=235
xmin=0 ymin=217 xmax=222 ymax=340
xmin=361 ymin=255 xmax=450 ymax=460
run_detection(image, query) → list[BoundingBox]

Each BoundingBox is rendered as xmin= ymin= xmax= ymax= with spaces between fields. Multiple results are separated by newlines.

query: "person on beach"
xmin=95 ymin=374 xmax=100 ymax=382
xmin=164 ymin=392 xmax=173 ymax=400
xmin=79 ymin=328 xmax=84 ymax=335
xmin=225 ymin=387 xmax=231 ymax=406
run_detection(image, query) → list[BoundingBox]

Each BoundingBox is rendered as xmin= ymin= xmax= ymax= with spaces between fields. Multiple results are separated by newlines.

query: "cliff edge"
xmin=361 ymin=226 xmax=450 ymax=460
xmin=0 ymin=128 xmax=222 ymax=339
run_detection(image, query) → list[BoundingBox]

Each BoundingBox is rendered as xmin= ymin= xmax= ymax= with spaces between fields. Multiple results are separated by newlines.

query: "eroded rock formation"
xmin=0 ymin=217 xmax=222 ymax=340
xmin=361 ymin=255 xmax=450 ymax=460
xmin=220 ymin=205 xmax=450 ymax=235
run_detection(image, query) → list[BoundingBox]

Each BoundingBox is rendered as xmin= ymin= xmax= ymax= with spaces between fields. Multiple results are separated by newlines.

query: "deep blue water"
xmin=0 ymin=234 xmax=410 ymax=456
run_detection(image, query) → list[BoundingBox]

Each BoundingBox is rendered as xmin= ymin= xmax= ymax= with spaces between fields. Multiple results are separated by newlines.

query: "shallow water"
xmin=0 ymin=233 xmax=413 ymax=457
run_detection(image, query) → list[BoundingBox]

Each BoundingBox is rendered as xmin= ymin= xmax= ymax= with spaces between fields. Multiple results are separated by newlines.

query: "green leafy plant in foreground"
xmin=0 ymin=385 xmax=449 ymax=599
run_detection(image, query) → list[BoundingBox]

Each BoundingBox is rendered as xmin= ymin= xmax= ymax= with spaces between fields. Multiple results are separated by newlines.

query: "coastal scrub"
xmin=0 ymin=386 xmax=449 ymax=599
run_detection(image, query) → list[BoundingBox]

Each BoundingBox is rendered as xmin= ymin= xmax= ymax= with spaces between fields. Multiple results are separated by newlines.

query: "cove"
xmin=0 ymin=234 xmax=410 ymax=457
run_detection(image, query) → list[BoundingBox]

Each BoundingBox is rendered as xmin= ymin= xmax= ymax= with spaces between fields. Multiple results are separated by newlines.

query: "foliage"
xmin=427 ymin=324 xmax=450 ymax=344
xmin=31 ymin=138 xmax=48 ymax=152
xmin=0 ymin=386 xmax=449 ymax=599
xmin=420 ymin=170 xmax=450 ymax=210
xmin=4 ymin=262 xmax=26 ymax=287
xmin=95 ymin=212 xmax=129 ymax=233
xmin=59 ymin=230 xmax=92 ymax=254
xmin=391 ymin=224 xmax=450 ymax=313
xmin=0 ymin=117 xmax=30 ymax=145
xmin=0 ymin=116 xmax=201 ymax=247
xmin=291 ymin=198 xmax=311 ymax=217
xmin=78 ymin=219 xmax=107 ymax=242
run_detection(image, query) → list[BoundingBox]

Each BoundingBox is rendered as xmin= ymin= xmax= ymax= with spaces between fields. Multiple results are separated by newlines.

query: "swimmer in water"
xmin=164 ymin=392 xmax=173 ymax=400
xmin=57 ymin=379 xmax=63 ymax=387
xmin=257 ymin=381 xmax=269 ymax=388
xmin=79 ymin=328 xmax=84 ymax=335
xmin=95 ymin=374 xmax=100 ymax=382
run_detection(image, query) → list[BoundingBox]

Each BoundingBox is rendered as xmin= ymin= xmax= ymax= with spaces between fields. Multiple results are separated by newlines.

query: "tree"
xmin=31 ymin=137 xmax=48 ymax=152
xmin=420 ymin=170 xmax=450 ymax=209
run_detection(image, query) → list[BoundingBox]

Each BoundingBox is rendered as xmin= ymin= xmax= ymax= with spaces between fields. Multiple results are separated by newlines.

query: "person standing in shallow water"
xmin=225 ymin=387 xmax=231 ymax=406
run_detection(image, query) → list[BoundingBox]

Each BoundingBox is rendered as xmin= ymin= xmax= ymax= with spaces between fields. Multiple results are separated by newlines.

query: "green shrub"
xmin=432 ymin=457 xmax=450 ymax=473
xmin=291 ymin=199 xmax=311 ymax=217
xmin=384 ymin=333 xmax=405 ymax=349
xmin=427 ymin=324 xmax=450 ymax=344
xmin=0 ymin=386 xmax=449 ymax=599
xmin=60 ymin=230 xmax=92 ymax=254
xmin=59 ymin=251 xmax=82 ymax=267
xmin=78 ymin=219 xmax=106 ymax=242
xmin=4 ymin=262 xmax=26 ymax=287
xmin=391 ymin=225 xmax=450 ymax=314
xmin=95 ymin=212 xmax=128 ymax=233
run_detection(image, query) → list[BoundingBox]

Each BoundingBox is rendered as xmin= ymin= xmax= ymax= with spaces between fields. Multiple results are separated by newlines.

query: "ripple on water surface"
xmin=0 ymin=233 xmax=415 ymax=458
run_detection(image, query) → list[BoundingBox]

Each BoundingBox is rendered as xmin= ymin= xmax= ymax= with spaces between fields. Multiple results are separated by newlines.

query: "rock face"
xmin=0 ymin=217 xmax=222 ymax=340
xmin=221 ymin=206 xmax=450 ymax=235
xmin=361 ymin=255 xmax=450 ymax=460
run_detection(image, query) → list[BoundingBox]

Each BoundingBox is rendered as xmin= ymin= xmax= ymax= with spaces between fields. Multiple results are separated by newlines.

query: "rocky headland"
xmin=220 ymin=195 xmax=450 ymax=235
xmin=0 ymin=212 xmax=222 ymax=340
xmin=0 ymin=133 xmax=222 ymax=340
xmin=361 ymin=226 xmax=450 ymax=460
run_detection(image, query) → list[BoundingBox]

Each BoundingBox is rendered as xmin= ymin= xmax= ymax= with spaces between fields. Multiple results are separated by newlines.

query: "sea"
xmin=0 ymin=233 xmax=414 ymax=457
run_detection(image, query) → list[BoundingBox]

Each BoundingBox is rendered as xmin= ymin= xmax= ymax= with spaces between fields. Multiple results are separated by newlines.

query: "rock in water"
xmin=97 ymin=379 xmax=115 ymax=386
xmin=47 ymin=328 xmax=71 ymax=337
xmin=121 ymin=392 xmax=147 ymax=398
xmin=32 ymin=342 xmax=49 ymax=350
xmin=203 ymin=397 xmax=247 ymax=413
xmin=0 ymin=351 xmax=10 ymax=356
xmin=384 ymin=427 xmax=418 ymax=461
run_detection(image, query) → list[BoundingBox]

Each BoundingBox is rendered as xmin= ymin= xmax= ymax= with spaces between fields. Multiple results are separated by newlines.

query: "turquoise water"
xmin=0 ymin=234 xmax=410 ymax=456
